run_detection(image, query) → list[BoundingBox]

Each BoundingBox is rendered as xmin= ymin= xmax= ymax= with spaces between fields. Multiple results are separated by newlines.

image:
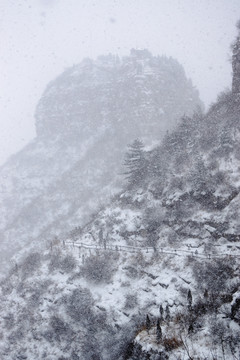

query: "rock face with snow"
xmin=35 ymin=49 xmax=200 ymax=142
xmin=0 ymin=50 xmax=202 ymax=272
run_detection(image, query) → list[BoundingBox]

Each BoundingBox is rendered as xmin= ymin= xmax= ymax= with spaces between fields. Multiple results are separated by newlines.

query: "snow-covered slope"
xmin=0 ymin=87 xmax=239 ymax=359
xmin=0 ymin=50 xmax=202 ymax=273
xmin=2 ymin=32 xmax=240 ymax=358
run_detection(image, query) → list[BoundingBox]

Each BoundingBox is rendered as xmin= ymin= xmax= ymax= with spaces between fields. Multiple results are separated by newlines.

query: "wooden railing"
xmin=63 ymin=240 xmax=240 ymax=259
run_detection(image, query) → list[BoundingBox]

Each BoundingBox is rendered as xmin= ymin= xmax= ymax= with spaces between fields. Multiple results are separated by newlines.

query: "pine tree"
xmin=123 ymin=139 xmax=146 ymax=186
xmin=165 ymin=305 xmax=170 ymax=322
xmin=159 ymin=304 xmax=164 ymax=321
xmin=146 ymin=314 xmax=151 ymax=334
xmin=219 ymin=126 xmax=233 ymax=156
xmin=187 ymin=289 xmax=192 ymax=311
xmin=156 ymin=318 xmax=162 ymax=343
xmin=190 ymin=157 xmax=208 ymax=193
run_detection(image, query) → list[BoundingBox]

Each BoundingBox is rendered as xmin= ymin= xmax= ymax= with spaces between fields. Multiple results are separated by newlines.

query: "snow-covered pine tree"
xmin=187 ymin=289 xmax=192 ymax=311
xmin=146 ymin=314 xmax=151 ymax=334
xmin=123 ymin=139 xmax=146 ymax=186
xmin=159 ymin=304 xmax=164 ymax=321
xmin=156 ymin=318 xmax=162 ymax=343
xmin=165 ymin=305 xmax=170 ymax=322
xmin=219 ymin=126 xmax=233 ymax=156
xmin=190 ymin=156 xmax=208 ymax=194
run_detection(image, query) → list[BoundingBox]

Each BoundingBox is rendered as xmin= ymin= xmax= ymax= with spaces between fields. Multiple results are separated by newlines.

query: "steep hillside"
xmin=2 ymin=235 xmax=238 ymax=360
xmin=1 ymin=28 xmax=240 ymax=359
xmin=0 ymin=86 xmax=239 ymax=359
xmin=0 ymin=50 xmax=202 ymax=273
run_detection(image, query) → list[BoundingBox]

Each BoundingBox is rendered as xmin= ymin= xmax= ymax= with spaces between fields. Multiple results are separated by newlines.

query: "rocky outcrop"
xmin=35 ymin=50 xmax=202 ymax=142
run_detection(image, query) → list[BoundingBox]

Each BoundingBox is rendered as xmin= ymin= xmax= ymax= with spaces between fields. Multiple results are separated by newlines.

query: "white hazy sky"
xmin=0 ymin=0 xmax=239 ymax=165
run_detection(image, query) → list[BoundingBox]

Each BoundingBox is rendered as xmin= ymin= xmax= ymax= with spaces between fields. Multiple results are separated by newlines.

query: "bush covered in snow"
xmin=193 ymin=257 xmax=236 ymax=295
xmin=65 ymin=287 xmax=94 ymax=323
xmin=48 ymin=252 xmax=77 ymax=273
xmin=20 ymin=251 xmax=42 ymax=279
xmin=124 ymin=293 xmax=138 ymax=309
xmin=81 ymin=251 xmax=119 ymax=283
xmin=49 ymin=315 xmax=74 ymax=342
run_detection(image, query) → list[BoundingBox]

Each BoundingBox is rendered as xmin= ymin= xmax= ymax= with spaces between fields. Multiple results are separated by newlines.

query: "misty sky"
xmin=0 ymin=0 xmax=239 ymax=165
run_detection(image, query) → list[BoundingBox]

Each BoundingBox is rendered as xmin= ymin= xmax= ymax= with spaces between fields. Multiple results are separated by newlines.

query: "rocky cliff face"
xmin=35 ymin=49 xmax=200 ymax=142
xmin=0 ymin=50 xmax=202 ymax=272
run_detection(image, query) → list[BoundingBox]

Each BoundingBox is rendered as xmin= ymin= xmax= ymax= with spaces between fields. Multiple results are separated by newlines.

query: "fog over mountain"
xmin=0 ymin=0 xmax=239 ymax=166
xmin=0 ymin=29 xmax=240 ymax=358
xmin=0 ymin=50 xmax=202 ymax=273
xmin=0 ymin=10 xmax=240 ymax=360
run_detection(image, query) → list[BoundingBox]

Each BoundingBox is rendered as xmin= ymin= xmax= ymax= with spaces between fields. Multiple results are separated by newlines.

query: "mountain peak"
xmin=35 ymin=50 xmax=202 ymax=141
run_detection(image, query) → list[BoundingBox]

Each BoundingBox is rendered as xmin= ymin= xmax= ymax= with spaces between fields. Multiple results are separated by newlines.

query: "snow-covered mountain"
xmin=0 ymin=50 xmax=202 ymax=273
xmin=2 ymin=31 xmax=240 ymax=359
xmin=0 ymin=86 xmax=239 ymax=359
